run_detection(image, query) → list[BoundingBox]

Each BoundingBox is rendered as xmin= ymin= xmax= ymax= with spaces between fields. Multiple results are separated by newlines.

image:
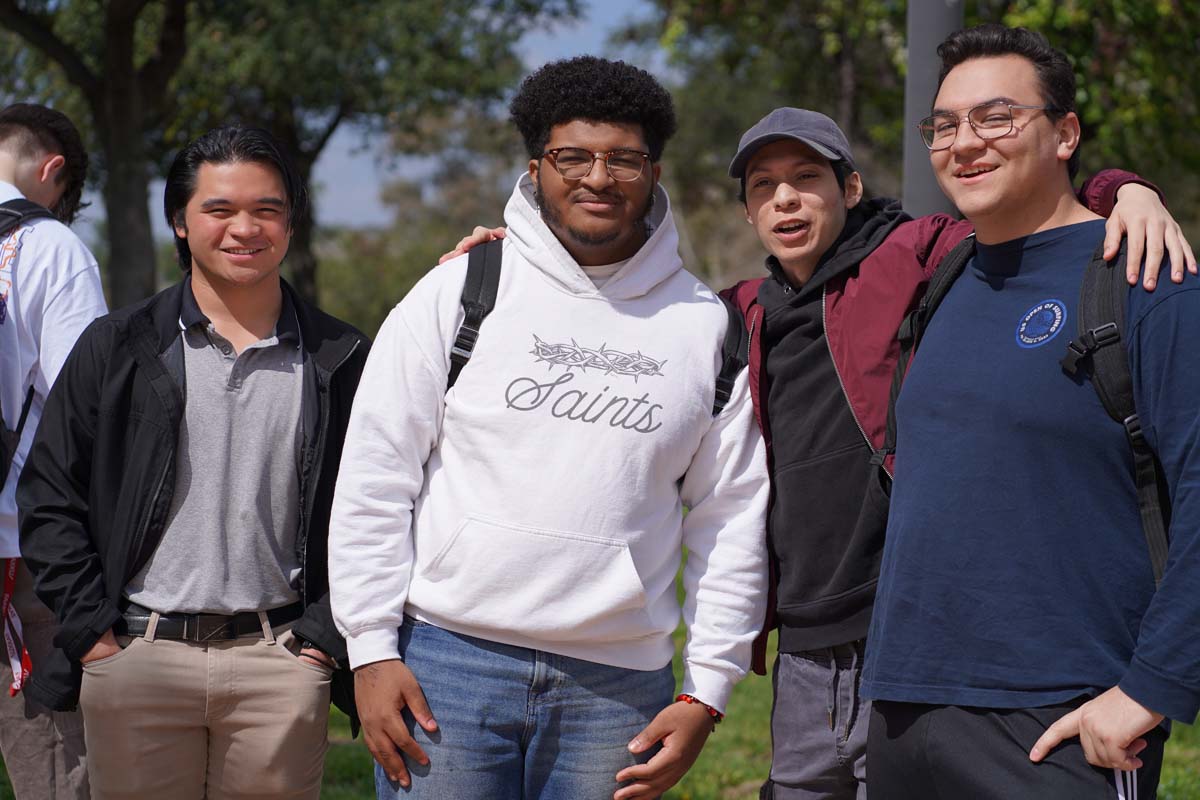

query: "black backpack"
xmin=446 ymin=239 xmax=749 ymax=416
xmin=884 ymin=235 xmax=1170 ymax=586
xmin=0 ymin=199 xmax=54 ymax=490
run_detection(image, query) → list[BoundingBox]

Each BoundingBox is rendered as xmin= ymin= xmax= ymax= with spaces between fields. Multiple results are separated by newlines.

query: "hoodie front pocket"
xmin=422 ymin=514 xmax=648 ymax=640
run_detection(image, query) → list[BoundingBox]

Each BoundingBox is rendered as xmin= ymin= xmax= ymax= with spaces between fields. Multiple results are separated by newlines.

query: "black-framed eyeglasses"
xmin=918 ymin=103 xmax=1056 ymax=150
xmin=540 ymin=147 xmax=651 ymax=182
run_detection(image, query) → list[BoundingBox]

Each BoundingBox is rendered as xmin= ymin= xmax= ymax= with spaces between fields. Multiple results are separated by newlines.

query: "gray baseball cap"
xmin=728 ymin=107 xmax=856 ymax=178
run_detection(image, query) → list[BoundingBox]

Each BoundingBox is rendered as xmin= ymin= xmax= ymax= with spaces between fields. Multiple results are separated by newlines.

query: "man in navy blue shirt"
xmin=862 ymin=23 xmax=1199 ymax=799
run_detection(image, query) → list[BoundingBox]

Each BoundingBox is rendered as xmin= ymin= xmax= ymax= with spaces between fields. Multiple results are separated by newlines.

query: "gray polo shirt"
xmin=124 ymin=281 xmax=305 ymax=614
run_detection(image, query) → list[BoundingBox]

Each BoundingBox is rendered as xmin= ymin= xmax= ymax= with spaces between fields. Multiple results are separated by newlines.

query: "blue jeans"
xmin=376 ymin=618 xmax=675 ymax=800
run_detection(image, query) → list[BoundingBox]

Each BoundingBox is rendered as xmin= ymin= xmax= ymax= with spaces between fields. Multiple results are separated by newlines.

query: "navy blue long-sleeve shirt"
xmin=862 ymin=219 xmax=1200 ymax=722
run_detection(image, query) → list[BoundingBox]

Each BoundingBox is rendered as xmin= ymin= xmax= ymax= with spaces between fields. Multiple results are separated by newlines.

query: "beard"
xmin=535 ymin=172 xmax=656 ymax=250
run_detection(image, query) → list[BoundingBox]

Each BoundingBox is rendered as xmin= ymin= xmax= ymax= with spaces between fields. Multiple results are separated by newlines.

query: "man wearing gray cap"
xmin=720 ymin=106 xmax=1188 ymax=800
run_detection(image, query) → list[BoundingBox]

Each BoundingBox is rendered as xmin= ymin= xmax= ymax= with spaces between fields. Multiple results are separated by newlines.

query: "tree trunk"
xmin=100 ymin=145 xmax=158 ymax=307
xmin=95 ymin=5 xmax=157 ymax=307
xmin=288 ymin=198 xmax=319 ymax=305
xmin=836 ymin=2 xmax=858 ymax=138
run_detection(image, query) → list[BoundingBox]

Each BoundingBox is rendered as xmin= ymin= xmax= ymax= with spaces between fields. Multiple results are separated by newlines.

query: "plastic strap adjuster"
xmin=1061 ymin=322 xmax=1122 ymax=375
xmin=449 ymin=325 xmax=479 ymax=364
xmin=712 ymin=377 xmax=734 ymax=416
xmin=1123 ymin=413 xmax=1147 ymax=448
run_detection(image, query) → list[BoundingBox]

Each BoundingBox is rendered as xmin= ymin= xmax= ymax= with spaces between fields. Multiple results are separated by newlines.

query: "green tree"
xmin=0 ymin=0 xmax=578 ymax=306
xmin=979 ymin=0 xmax=1200 ymax=221
xmin=620 ymin=0 xmax=1198 ymax=284
xmin=318 ymin=107 xmax=524 ymax=336
xmin=0 ymin=0 xmax=191 ymax=304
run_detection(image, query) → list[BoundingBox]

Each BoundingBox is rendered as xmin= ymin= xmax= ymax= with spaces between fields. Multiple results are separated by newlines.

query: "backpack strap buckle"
xmin=449 ymin=323 xmax=480 ymax=366
xmin=1123 ymin=413 xmax=1147 ymax=449
xmin=1060 ymin=321 xmax=1121 ymax=375
xmin=712 ymin=376 xmax=734 ymax=417
xmin=868 ymin=447 xmax=894 ymax=467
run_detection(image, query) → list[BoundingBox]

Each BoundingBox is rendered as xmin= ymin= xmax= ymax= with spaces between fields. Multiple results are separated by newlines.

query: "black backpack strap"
xmin=714 ymin=296 xmax=749 ymax=416
xmin=0 ymin=199 xmax=53 ymax=489
xmin=14 ymin=386 xmax=35 ymax=438
xmin=1061 ymin=239 xmax=1171 ymax=585
xmin=447 ymin=238 xmax=503 ymax=390
xmin=0 ymin=387 xmax=35 ymax=491
xmin=875 ymin=235 xmax=977 ymax=464
xmin=0 ymin=198 xmax=54 ymax=239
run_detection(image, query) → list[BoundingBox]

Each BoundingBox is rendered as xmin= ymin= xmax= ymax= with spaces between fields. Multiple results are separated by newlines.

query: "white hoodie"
xmin=329 ymin=175 xmax=768 ymax=711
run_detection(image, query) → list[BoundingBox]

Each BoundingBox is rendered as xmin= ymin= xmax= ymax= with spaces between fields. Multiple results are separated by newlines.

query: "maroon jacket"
xmin=722 ymin=171 xmax=1152 ymax=675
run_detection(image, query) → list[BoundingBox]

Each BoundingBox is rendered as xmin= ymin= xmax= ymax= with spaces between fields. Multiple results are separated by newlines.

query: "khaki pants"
xmin=0 ymin=560 xmax=89 ymax=800
xmin=79 ymin=617 xmax=331 ymax=800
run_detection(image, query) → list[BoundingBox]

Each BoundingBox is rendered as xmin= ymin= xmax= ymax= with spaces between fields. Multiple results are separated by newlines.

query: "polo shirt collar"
xmin=179 ymin=273 xmax=301 ymax=348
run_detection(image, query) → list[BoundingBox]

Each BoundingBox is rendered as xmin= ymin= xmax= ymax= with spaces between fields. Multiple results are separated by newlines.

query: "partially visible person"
xmin=863 ymin=24 xmax=1200 ymax=799
xmin=0 ymin=102 xmax=105 ymax=800
xmin=330 ymin=56 xmax=768 ymax=800
xmin=18 ymin=125 xmax=369 ymax=799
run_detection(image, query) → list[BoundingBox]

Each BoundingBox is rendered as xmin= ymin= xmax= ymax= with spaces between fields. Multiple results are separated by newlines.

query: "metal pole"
xmin=902 ymin=0 xmax=965 ymax=217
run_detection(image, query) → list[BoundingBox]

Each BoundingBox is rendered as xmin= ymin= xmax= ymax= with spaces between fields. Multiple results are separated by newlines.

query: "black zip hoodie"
xmin=758 ymin=197 xmax=909 ymax=652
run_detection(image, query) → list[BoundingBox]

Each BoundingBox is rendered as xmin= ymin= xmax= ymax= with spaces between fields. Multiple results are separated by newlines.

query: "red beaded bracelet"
xmin=676 ymin=693 xmax=724 ymax=724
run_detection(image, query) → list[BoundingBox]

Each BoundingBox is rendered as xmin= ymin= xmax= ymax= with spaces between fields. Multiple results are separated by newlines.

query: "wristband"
xmin=298 ymin=639 xmax=336 ymax=666
xmin=676 ymin=693 xmax=723 ymax=724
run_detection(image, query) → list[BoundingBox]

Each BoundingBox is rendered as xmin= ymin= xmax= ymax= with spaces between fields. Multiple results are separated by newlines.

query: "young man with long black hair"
xmin=18 ymin=125 xmax=369 ymax=798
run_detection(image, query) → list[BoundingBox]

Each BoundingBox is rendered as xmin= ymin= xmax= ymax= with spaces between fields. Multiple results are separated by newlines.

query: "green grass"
xmin=3 ymin=633 xmax=1197 ymax=799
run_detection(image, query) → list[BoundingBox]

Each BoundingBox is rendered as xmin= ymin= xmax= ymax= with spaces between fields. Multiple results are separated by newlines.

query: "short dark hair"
xmin=164 ymin=126 xmax=306 ymax=271
xmin=0 ymin=103 xmax=89 ymax=225
xmin=936 ymin=23 xmax=1080 ymax=179
xmin=737 ymin=159 xmax=851 ymax=205
xmin=510 ymin=56 xmax=677 ymax=162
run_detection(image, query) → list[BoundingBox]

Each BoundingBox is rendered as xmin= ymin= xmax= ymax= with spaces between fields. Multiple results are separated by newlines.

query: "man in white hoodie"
xmin=329 ymin=57 xmax=769 ymax=800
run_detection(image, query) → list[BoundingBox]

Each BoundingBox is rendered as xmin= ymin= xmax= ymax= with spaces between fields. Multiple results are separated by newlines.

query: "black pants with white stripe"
xmin=868 ymin=699 xmax=1166 ymax=799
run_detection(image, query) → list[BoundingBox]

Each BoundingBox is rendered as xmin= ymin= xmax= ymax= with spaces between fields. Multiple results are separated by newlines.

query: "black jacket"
xmin=16 ymin=279 xmax=369 ymax=714
xmin=757 ymin=198 xmax=908 ymax=652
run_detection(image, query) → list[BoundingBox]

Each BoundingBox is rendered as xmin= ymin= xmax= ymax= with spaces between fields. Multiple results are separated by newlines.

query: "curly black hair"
xmin=0 ymin=103 xmax=89 ymax=225
xmin=510 ymin=56 xmax=677 ymax=162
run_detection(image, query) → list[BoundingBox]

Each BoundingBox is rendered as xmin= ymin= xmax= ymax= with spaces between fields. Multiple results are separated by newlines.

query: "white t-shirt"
xmin=581 ymin=258 xmax=630 ymax=288
xmin=0 ymin=181 xmax=107 ymax=557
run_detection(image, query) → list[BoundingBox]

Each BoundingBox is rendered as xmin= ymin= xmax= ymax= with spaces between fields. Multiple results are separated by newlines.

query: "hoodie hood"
xmin=503 ymin=173 xmax=682 ymax=301
xmin=761 ymin=196 xmax=911 ymax=308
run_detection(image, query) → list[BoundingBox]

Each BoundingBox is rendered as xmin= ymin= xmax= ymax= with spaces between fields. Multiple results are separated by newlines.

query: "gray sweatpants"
xmin=762 ymin=641 xmax=868 ymax=800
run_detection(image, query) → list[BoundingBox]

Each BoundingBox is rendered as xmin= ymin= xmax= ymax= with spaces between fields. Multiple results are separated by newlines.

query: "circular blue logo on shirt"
xmin=1016 ymin=299 xmax=1068 ymax=348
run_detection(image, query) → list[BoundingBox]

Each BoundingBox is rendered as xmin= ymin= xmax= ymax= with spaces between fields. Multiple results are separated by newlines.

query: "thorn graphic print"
xmin=530 ymin=335 xmax=666 ymax=381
